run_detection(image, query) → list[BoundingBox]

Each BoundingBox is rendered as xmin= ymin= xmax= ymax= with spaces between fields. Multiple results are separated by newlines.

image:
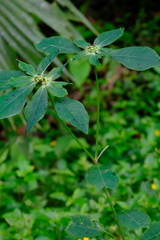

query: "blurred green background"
xmin=0 ymin=0 xmax=160 ymax=239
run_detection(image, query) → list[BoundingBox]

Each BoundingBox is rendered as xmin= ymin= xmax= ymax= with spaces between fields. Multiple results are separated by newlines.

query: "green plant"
xmin=0 ymin=27 xmax=160 ymax=239
xmin=0 ymin=0 xmax=98 ymax=70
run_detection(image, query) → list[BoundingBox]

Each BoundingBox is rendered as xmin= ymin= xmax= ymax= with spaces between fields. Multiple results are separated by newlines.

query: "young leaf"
xmin=47 ymin=82 xmax=68 ymax=97
xmin=88 ymin=54 xmax=101 ymax=65
xmin=140 ymin=222 xmax=160 ymax=240
xmin=72 ymin=50 xmax=88 ymax=61
xmin=24 ymin=86 xmax=48 ymax=134
xmin=86 ymin=165 xmax=119 ymax=190
xmin=110 ymin=46 xmax=160 ymax=70
xmin=117 ymin=210 xmax=151 ymax=230
xmin=18 ymin=60 xmax=37 ymax=76
xmin=74 ymin=39 xmax=90 ymax=49
xmin=0 ymin=70 xmax=25 ymax=91
xmin=35 ymin=36 xmax=81 ymax=54
xmin=68 ymin=58 xmax=91 ymax=87
xmin=94 ymin=28 xmax=124 ymax=47
xmin=99 ymin=48 xmax=111 ymax=57
xmin=47 ymin=65 xmax=63 ymax=80
xmin=54 ymin=97 xmax=89 ymax=134
xmin=0 ymin=83 xmax=35 ymax=119
xmin=8 ymin=76 xmax=34 ymax=87
xmin=37 ymin=50 xmax=59 ymax=75
xmin=66 ymin=215 xmax=105 ymax=238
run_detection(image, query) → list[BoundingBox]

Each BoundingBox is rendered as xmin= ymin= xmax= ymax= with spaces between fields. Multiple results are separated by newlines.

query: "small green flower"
xmin=0 ymin=50 xmax=69 ymax=134
xmin=72 ymin=28 xmax=124 ymax=65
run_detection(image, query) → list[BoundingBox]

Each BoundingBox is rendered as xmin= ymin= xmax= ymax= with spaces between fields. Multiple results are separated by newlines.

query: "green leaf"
xmin=47 ymin=65 xmax=63 ymax=80
xmin=0 ymin=82 xmax=35 ymax=119
xmin=54 ymin=97 xmax=89 ymax=134
xmin=117 ymin=210 xmax=151 ymax=230
xmin=140 ymin=222 xmax=160 ymax=240
xmin=66 ymin=215 xmax=105 ymax=238
xmin=73 ymin=39 xmax=90 ymax=49
xmin=94 ymin=28 xmax=124 ymax=47
xmin=68 ymin=57 xmax=91 ymax=87
xmin=110 ymin=46 xmax=160 ymax=70
xmin=37 ymin=50 xmax=59 ymax=75
xmin=35 ymin=237 xmax=53 ymax=240
xmin=88 ymin=54 xmax=101 ymax=65
xmin=8 ymin=76 xmax=34 ymax=87
xmin=86 ymin=165 xmax=119 ymax=190
xmin=72 ymin=50 xmax=88 ymax=61
xmin=35 ymin=36 xmax=81 ymax=54
xmin=24 ymin=86 xmax=48 ymax=134
xmin=47 ymin=81 xmax=68 ymax=97
xmin=0 ymin=70 xmax=25 ymax=91
xmin=2 ymin=208 xmax=22 ymax=227
xmin=99 ymin=48 xmax=111 ymax=57
xmin=18 ymin=60 xmax=37 ymax=76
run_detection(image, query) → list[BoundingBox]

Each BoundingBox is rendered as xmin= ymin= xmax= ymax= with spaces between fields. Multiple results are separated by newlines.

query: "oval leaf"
xmin=86 ymin=165 xmax=119 ymax=190
xmin=0 ymin=70 xmax=25 ymax=91
xmin=74 ymin=39 xmax=90 ymax=49
xmin=37 ymin=50 xmax=59 ymax=75
xmin=140 ymin=222 xmax=160 ymax=240
xmin=72 ymin=50 xmax=88 ymax=61
xmin=54 ymin=97 xmax=89 ymax=134
xmin=35 ymin=37 xmax=81 ymax=54
xmin=88 ymin=54 xmax=101 ymax=65
xmin=24 ymin=86 xmax=48 ymax=134
xmin=94 ymin=28 xmax=124 ymax=47
xmin=68 ymin=58 xmax=91 ymax=87
xmin=0 ymin=83 xmax=35 ymax=119
xmin=117 ymin=210 xmax=151 ymax=230
xmin=8 ymin=76 xmax=34 ymax=87
xmin=66 ymin=215 xmax=105 ymax=238
xmin=18 ymin=60 xmax=37 ymax=76
xmin=47 ymin=65 xmax=63 ymax=80
xmin=110 ymin=46 xmax=160 ymax=70
xmin=47 ymin=82 xmax=68 ymax=97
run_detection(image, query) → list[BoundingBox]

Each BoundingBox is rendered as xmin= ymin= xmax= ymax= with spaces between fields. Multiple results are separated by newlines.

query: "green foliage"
xmin=140 ymin=222 xmax=160 ymax=240
xmin=68 ymin=57 xmax=91 ymax=87
xmin=0 ymin=83 xmax=35 ymax=119
xmin=24 ymin=87 xmax=48 ymax=134
xmin=110 ymin=46 xmax=160 ymax=70
xmin=46 ymin=81 xmax=68 ymax=98
xmin=54 ymin=97 xmax=89 ymax=134
xmin=117 ymin=210 xmax=151 ymax=230
xmin=18 ymin=60 xmax=37 ymax=76
xmin=66 ymin=215 xmax=105 ymax=237
xmin=94 ymin=28 xmax=124 ymax=47
xmin=35 ymin=37 xmax=81 ymax=54
xmin=0 ymin=22 xmax=160 ymax=240
xmin=86 ymin=165 xmax=119 ymax=190
xmin=8 ymin=76 xmax=35 ymax=88
xmin=0 ymin=70 xmax=25 ymax=91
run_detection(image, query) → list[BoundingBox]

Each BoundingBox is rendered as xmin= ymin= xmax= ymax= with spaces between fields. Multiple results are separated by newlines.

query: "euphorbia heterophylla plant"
xmin=0 ymin=28 xmax=160 ymax=239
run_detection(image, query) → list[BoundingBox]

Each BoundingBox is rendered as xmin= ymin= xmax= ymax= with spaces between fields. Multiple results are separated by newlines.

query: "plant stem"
xmin=104 ymin=188 xmax=126 ymax=240
xmin=94 ymin=66 xmax=100 ymax=159
xmin=8 ymin=117 xmax=17 ymax=132
xmin=48 ymin=93 xmax=95 ymax=163
xmin=59 ymin=116 xmax=96 ymax=162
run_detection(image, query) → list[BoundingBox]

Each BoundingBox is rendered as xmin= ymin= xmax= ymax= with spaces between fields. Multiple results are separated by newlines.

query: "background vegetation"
xmin=0 ymin=0 xmax=160 ymax=239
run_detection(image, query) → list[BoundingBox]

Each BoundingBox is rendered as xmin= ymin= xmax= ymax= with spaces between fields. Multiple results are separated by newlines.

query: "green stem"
xmin=48 ymin=93 xmax=95 ymax=163
xmin=8 ymin=117 xmax=17 ymax=132
xmin=94 ymin=66 xmax=100 ymax=160
xmin=104 ymin=188 xmax=126 ymax=240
